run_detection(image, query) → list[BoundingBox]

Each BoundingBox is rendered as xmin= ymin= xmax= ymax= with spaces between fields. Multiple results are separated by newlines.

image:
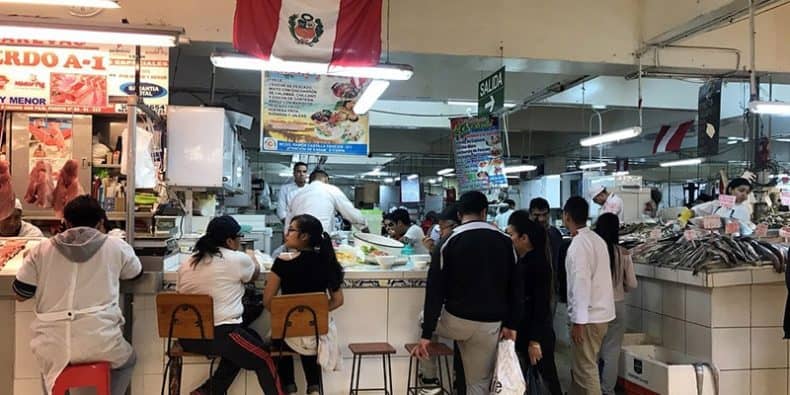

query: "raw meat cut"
xmin=0 ymin=160 xmax=16 ymax=220
xmin=24 ymin=160 xmax=54 ymax=208
xmin=52 ymin=160 xmax=84 ymax=219
xmin=28 ymin=119 xmax=70 ymax=149
xmin=50 ymin=73 xmax=107 ymax=107
xmin=0 ymin=240 xmax=27 ymax=269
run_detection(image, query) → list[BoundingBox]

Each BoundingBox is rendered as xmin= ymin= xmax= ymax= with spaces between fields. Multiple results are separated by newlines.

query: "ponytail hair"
xmin=291 ymin=214 xmax=345 ymax=290
xmin=191 ymin=215 xmax=242 ymax=268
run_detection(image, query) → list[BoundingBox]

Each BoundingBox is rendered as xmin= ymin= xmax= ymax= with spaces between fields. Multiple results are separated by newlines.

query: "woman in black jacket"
xmin=507 ymin=210 xmax=563 ymax=395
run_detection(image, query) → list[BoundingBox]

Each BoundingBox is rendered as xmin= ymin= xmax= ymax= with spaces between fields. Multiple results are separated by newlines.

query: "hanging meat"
xmin=24 ymin=160 xmax=54 ymax=208
xmin=52 ymin=160 xmax=84 ymax=219
xmin=0 ymin=160 xmax=16 ymax=220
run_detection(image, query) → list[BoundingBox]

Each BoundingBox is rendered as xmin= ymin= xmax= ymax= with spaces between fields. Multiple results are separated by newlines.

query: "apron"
xmin=31 ymin=261 xmax=132 ymax=394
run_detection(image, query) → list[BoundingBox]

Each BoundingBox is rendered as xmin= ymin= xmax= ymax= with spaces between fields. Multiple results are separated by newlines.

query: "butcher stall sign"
xmin=261 ymin=71 xmax=370 ymax=156
xmin=0 ymin=42 xmax=168 ymax=114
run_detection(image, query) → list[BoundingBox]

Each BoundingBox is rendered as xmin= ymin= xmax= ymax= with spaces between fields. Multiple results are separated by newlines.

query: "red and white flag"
xmin=233 ymin=0 xmax=383 ymax=67
xmin=653 ymin=120 xmax=694 ymax=154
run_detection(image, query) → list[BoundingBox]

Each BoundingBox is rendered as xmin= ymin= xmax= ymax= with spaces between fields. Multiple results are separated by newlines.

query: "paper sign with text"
xmin=718 ymin=194 xmax=736 ymax=209
xmin=781 ymin=191 xmax=790 ymax=206
xmin=703 ymin=215 xmax=722 ymax=229
xmin=725 ymin=221 xmax=740 ymax=234
xmin=756 ymin=223 xmax=769 ymax=237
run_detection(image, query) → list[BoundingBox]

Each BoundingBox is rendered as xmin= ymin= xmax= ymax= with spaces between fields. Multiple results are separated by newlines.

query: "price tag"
xmin=718 ymin=194 xmax=736 ymax=209
xmin=780 ymin=226 xmax=790 ymax=239
xmin=756 ymin=223 xmax=769 ymax=237
xmin=781 ymin=191 xmax=790 ymax=206
xmin=703 ymin=215 xmax=722 ymax=229
xmin=649 ymin=229 xmax=661 ymax=240
xmin=684 ymin=230 xmax=697 ymax=241
xmin=725 ymin=220 xmax=740 ymax=235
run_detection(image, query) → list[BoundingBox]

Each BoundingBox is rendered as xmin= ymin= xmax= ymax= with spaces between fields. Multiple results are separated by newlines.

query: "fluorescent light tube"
xmin=503 ymin=165 xmax=537 ymax=173
xmin=278 ymin=172 xmax=292 ymax=177
xmin=0 ymin=17 xmax=181 ymax=47
xmin=0 ymin=0 xmax=119 ymax=6
xmin=446 ymin=100 xmax=516 ymax=108
xmin=353 ymin=80 xmax=389 ymax=115
xmin=407 ymin=174 xmax=419 ymax=180
xmin=445 ymin=173 xmax=456 ymax=177
xmin=579 ymin=162 xmax=607 ymax=170
xmin=749 ymin=101 xmax=790 ymax=115
xmin=437 ymin=168 xmax=455 ymax=176
xmin=612 ymin=171 xmax=630 ymax=176
xmin=660 ymin=158 xmax=704 ymax=167
xmin=775 ymin=138 xmax=790 ymax=142
xmin=211 ymin=52 xmax=413 ymax=81
xmin=428 ymin=178 xmax=437 ymax=184
xmin=383 ymin=177 xmax=394 ymax=183
xmin=579 ymin=126 xmax=642 ymax=147
xmin=437 ymin=176 xmax=443 ymax=182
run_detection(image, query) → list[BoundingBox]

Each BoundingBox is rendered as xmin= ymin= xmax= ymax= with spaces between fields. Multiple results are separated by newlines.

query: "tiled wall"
xmin=14 ymin=287 xmax=428 ymax=395
xmin=625 ymin=276 xmax=789 ymax=395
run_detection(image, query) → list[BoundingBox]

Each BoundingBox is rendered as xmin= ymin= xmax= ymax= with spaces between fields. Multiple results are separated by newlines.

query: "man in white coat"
xmin=590 ymin=185 xmax=624 ymax=222
xmin=277 ymin=161 xmax=309 ymax=223
xmin=287 ymin=169 xmax=369 ymax=233
xmin=13 ymin=196 xmax=142 ymax=395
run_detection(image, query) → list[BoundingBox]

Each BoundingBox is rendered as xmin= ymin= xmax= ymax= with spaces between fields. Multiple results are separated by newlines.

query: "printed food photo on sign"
xmin=262 ymin=72 xmax=370 ymax=156
xmin=50 ymin=73 xmax=108 ymax=107
xmin=27 ymin=116 xmax=74 ymax=209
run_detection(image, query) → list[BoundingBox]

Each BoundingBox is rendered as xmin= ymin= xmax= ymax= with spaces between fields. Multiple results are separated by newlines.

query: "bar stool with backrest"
xmin=155 ymin=293 xmax=216 ymax=395
xmin=269 ymin=292 xmax=330 ymax=395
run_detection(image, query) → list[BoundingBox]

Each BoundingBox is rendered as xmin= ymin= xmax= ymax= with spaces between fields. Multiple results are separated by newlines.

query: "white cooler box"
xmin=621 ymin=345 xmax=717 ymax=395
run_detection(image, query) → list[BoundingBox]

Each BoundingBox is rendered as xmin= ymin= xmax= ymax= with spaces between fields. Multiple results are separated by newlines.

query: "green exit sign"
xmin=478 ymin=67 xmax=505 ymax=116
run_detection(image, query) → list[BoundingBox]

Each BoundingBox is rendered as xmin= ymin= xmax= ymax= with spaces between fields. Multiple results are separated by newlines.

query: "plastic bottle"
xmin=401 ymin=243 xmax=414 ymax=257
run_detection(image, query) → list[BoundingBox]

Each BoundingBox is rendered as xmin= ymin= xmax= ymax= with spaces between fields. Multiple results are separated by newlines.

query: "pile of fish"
xmin=631 ymin=233 xmax=788 ymax=274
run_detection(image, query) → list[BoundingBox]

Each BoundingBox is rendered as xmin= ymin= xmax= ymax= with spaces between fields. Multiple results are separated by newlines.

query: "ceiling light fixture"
xmin=612 ymin=171 xmax=630 ymax=176
xmin=579 ymin=126 xmax=642 ymax=147
xmin=446 ymin=100 xmax=516 ymax=108
xmin=0 ymin=16 xmax=182 ymax=47
xmin=427 ymin=178 xmax=437 ymax=184
xmin=437 ymin=168 xmax=455 ymax=176
xmin=775 ymin=138 xmax=790 ymax=143
xmin=579 ymin=162 xmax=607 ymax=170
xmin=749 ymin=101 xmax=790 ymax=115
xmin=383 ymin=177 xmax=394 ymax=183
xmin=660 ymin=158 xmax=704 ymax=167
xmin=353 ymin=80 xmax=389 ymax=114
xmin=503 ymin=164 xmax=537 ymax=174
xmin=437 ymin=176 xmax=443 ymax=182
xmin=210 ymin=52 xmax=414 ymax=81
xmin=0 ymin=0 xmax=120 ymax=6
xmin=407 ymin=174 xmax=419 ymax=180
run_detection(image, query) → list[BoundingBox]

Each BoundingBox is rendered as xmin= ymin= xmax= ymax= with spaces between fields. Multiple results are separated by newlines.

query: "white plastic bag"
xmin=490 ymin=339 xmax=526 ymax=395
xmin=120 ymin=126 xmax=157 ymax=189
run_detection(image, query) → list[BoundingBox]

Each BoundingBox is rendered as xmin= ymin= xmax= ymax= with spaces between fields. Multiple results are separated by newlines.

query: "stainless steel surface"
xmin=12 ymin=113 xmax=92 ymax=217
xmin=120 ymin=271 xmax=163 ymax=295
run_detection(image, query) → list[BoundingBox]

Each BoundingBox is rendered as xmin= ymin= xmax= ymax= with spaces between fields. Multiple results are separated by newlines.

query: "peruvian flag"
xmin=652 ymin=120 xmax=694 ymax=154
xmin=233 ymin=0 xmax=383 ymax=66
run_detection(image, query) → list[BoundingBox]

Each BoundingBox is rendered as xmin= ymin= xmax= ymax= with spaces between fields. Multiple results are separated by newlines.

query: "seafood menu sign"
xmin=261 ymin=71 xmax=369 ymax=156
xmin=450 ymin=116 xmax=507 ymax=193
xmin=0 ymin=41 xmax=169 ymax=114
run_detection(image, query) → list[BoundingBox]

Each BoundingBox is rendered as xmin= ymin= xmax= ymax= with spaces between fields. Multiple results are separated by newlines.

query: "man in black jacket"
xmin=412 ymin=191 xmax=523 ymax=395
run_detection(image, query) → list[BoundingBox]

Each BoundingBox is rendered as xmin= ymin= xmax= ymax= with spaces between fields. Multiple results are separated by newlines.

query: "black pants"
xmin=276 ymin=354 xmax=322 ymax=391
xmin=516 ymin=330 xmax=563 ymax=395
xmin=180 ymin=324 xmax=282 ymax=395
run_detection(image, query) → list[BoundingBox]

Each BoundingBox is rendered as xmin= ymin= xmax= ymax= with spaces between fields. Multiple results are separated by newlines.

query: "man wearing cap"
xmin=590 ymin=186 xmax=624 ymax=222
xmin=0 ymin=199 xmax=43 ymax=237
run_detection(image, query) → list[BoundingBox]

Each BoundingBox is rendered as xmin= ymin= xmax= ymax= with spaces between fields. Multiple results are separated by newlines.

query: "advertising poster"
xmin=261 ymin=71 xmax=370 ymax=156
xmin=28 ymin=116 xmax=73 ymax=208
xmin=0 ymin=41 xmax=169 ymax=114
xmin=450 ymin=116 xmax=507 ymax=193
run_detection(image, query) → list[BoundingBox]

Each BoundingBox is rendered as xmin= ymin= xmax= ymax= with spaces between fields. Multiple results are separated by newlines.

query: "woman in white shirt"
xmin=177 ymin=216 xmax=280 ymax=395
xmin=692 ymin=178 xmax=754 ymax=235
xmin=595 ymin=213 xmax=638 ymax=395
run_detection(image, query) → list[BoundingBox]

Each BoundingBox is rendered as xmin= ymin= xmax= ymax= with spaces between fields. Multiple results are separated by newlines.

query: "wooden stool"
xmin=348 ymin=342 xmax=396 ymax=395
xmin=405 ymin=342 xmax=454 ymax=395
xmin=53 ymin=362 xmax=111 ymax=395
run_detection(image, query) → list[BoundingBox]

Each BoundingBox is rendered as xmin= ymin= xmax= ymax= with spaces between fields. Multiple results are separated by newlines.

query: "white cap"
xmin=14 ymin=199 xmax=22 ymax=210
xmin=588 ymin=185 xmax=606 ymax=200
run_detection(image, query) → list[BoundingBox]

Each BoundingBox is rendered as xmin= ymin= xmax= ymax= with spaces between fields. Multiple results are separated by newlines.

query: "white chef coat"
xmin=401 ymin=224 xmax=428 ymax=255
xmin=494 ymin=209 xmax=514 ymax=231
xmin=14 ymin=228 xmax=142 ymax=394
xmin=287 ymin=180 xmax=367 ymax=233
xmin=277 ymin=181 xmax=306 ymax=221
xmin=565 ymin=227 xmax=616 ymax=325
xmin=18 ymin=220 xmax=43 ymax=237
xmin=692 ymin=200 xmax=754 ymax=235
xmin=601 ymin=193 xmax=624 ymax=222
xmin=177 ymin=247 xmax=256 ymax=325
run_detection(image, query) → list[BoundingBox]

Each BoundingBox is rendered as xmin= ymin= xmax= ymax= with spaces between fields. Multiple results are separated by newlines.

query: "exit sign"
xmin=478 ymin=67 xmax=505 ymax=116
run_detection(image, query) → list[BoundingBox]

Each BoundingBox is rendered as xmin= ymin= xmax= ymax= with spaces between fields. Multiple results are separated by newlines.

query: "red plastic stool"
xmin=52 ymin=362 xmax=111 ymax=395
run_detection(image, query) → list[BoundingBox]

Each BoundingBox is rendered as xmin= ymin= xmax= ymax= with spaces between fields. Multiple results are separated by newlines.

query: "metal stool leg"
xmin=349 ymin=354 xmax=357 ymax=395
xmin=354 ymin=354 xmax=363 ymax=395
xmin=443 ymin=356 xmax=454 ymax=395
xmin=387 ymin=354 xmax=393 ymax=395
xmin=407 ymin=355 xmax=414 ymax=395
xmin=381 ymin=355 xmax=388 ymax=395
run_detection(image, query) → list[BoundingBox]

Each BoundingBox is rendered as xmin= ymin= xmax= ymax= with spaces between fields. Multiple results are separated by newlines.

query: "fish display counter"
xmin=625 ymin=235 xmax=790 ymax=395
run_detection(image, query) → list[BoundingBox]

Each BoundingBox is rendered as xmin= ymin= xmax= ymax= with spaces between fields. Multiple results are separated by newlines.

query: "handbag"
xmin=525 ymin=364 xmax=543 ymax=395
xmin=241 ymin=283 xmax=263 ymax=326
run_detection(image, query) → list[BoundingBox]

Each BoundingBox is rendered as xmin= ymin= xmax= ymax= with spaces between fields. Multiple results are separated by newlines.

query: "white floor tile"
xmin=711 ymin=286 xmax=750 ymax=328
xmin=751 ymin=327 xmax=788 ymax=369
xmin=711 ymin=328 xmax=750 ymax=370
xmin=752 ymin=369 xmax=788 ymax=395
xmin=718 ymin=370 xmax=750 ymax=395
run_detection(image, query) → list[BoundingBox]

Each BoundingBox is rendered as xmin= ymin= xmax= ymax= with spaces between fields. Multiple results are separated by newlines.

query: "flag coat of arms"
xmin=652 ymin=120 xmax=694 ymax=154
xmin=233 ymin=0 xmax=383 ymax=66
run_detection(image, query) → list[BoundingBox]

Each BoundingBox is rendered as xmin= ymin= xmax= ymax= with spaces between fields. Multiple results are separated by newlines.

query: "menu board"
xmin=450 ymin=116 xmax=507 ymax=193
xmin=0 ymin=41 xmax=169 ymax=114
xmin=261 ymin=71 xmax=370 ymax=156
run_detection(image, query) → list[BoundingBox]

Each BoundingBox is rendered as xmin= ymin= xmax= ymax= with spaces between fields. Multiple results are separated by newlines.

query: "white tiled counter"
xmin=626 ymin=263 xmax=789 ymax=395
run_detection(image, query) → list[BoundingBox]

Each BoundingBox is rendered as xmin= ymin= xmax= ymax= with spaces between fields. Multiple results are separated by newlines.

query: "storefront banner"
xmin=0 ymin=41 xmax=168 ymax=115
xmin=261 ymin=71 xmax=369 ymax=156
xmin=450 ymin=116 xmax=507 ymax=193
